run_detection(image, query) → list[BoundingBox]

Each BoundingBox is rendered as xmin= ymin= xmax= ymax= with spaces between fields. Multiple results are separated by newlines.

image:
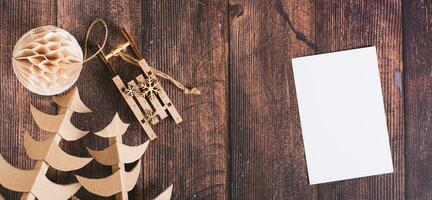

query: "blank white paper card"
xmin=292 ymin=47 xmax=393 ymax=185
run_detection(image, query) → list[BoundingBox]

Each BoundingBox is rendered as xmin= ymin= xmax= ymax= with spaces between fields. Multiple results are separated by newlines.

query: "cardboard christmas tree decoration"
xmin=0 ymin=87 xmax=93 ymax=200
xmin=76 ymin=113 xmax=172 ymax=200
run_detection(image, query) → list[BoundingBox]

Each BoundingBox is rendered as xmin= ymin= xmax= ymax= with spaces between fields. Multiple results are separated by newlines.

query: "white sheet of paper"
xmin=292 ymin=47 xmax=393 ymax=185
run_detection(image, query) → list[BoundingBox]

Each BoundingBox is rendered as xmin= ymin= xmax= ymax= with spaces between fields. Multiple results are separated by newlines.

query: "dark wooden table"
xmin=0 ymin=0 xmax=430 ymax=199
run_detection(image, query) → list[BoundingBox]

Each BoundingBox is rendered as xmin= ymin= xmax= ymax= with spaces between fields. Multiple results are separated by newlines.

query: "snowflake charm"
xmin=139 ymin=78 xmax=160 ymax=98
xmin=124 ymin=85 xmax=136 ymax=97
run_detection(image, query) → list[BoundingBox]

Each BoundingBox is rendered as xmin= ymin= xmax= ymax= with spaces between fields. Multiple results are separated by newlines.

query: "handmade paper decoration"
xmin=98 ymin=28 xmax=182 ymax=141
xmin=12 ymin=26 xmax=84 ymax=96
xmin=0 ymin=87 xmax=92 ymax=200
xmin=76 ymin=113 xmax=173 ymax=200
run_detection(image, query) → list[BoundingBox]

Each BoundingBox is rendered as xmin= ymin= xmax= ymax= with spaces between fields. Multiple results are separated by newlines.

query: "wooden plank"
xmin=315 ymin=0 xmax=404 ymax=199
xmin=56 ymin=0 xmax=146 ymax=199
xmin=0 ymin=1 xmax=57 ymax=199
xmin=404 ymin=0 xmax=432 ymax=199
xmin=141 ymin=1 xmax=229 ymax=199
xmin=229 ymin=0 xmax=317 ymax=199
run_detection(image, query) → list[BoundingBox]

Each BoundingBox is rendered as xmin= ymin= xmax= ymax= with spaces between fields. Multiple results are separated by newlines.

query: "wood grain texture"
xmin=141 ymin=1 xmax=229 ymax=199
xmin=2 ymin=0 xmax=432 ymax=199
xmin=228 ymin=0 xmax=317 ymax=199
xmin=0 ymin=0 xmax=57 ymax=199
xmin=315 ymin=0 xmax=404 ymax=199
xmin=0 ymin=0 xmax=230 ymax=199
xmin=58 ymin=0 xmax=144 ymax=200
xmin=56 ymin=0 xmax=157 ymax=199
xmin=404 ymin=0 xmax=432 ymax=199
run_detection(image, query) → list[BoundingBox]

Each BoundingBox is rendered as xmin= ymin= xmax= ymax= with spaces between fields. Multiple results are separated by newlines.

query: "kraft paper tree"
xmin=76 ymin=113 xmax=173 ymax=200
xmin=0 ymin=87 xmax=93 ymax=200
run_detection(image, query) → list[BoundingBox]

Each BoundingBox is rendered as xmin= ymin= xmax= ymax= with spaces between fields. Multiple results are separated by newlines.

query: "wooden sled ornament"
xmin=0 ymin=87 xmax=93 ymax=200
xmin=76 ymin=113 xmax=172 ymax=200
xmin=98 ymin=28 xmax=182 ymax=141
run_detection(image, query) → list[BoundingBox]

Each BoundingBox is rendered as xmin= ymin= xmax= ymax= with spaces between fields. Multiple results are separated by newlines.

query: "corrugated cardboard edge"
xmin=154 ymin=185 xmax=173 ymax=200
xmin=53 ymin=87 xmax=92 ymax=113
xmin=88 ymin=141 xmax=149 ymax=166
xmin=94 ymin=113 xmax=129 ymax=138
xmin=76 ymin=160 xmax=142 ymax=197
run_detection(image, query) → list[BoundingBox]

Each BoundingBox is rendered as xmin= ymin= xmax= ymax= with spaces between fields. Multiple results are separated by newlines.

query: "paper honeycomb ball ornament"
xmin=12 ymin=25 xmax=83 ymax=96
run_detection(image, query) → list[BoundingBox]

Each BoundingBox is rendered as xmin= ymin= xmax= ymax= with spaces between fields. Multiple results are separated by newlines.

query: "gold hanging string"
xmin=82 ymin=19 xmax=108 ymax=63
xmin=116 ymin=49 xmax=201 ymax=95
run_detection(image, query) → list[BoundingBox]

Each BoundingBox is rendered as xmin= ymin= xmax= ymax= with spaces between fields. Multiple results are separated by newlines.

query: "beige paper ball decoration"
xmin=12 ymin=25 xmax=83 ymax=96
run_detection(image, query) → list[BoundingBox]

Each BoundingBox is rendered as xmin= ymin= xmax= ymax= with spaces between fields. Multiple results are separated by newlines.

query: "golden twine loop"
xmin=82 ymin=19 xmax=108 ymax=63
